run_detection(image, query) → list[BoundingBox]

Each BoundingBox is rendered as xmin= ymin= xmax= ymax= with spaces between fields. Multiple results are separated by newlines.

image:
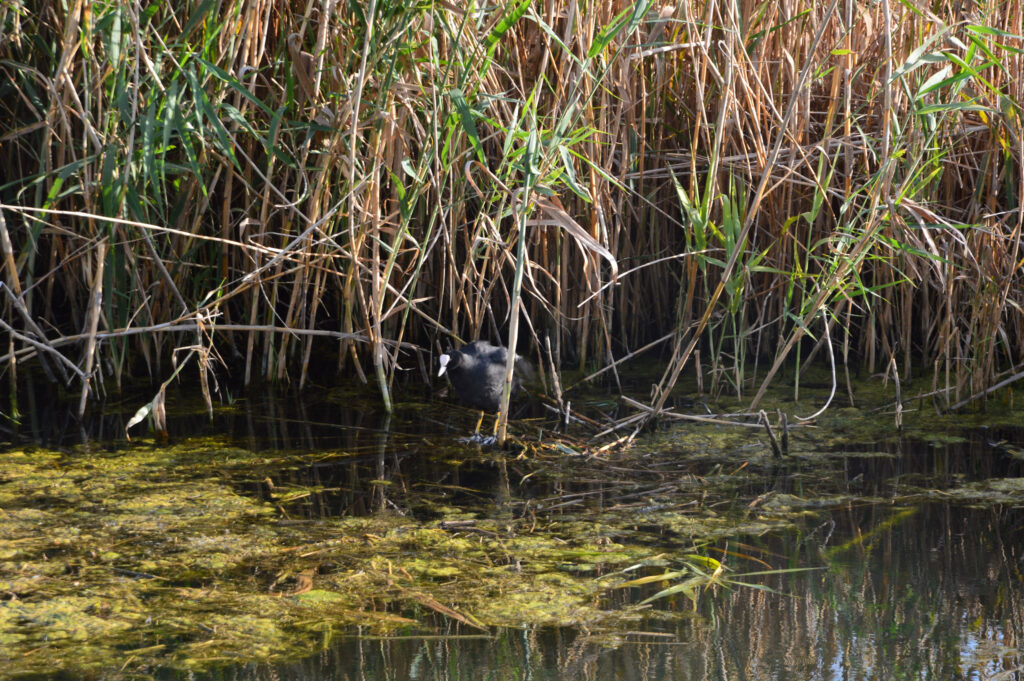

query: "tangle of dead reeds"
xmin=1 ymin=0 xmax=1022 ymax=424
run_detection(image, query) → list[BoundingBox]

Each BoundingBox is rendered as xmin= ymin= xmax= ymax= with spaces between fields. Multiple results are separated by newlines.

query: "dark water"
xmin=6 ymin=383 xmax=1024 ymax=680
xmin=152 ymin=502 xmax=1022 ymax=681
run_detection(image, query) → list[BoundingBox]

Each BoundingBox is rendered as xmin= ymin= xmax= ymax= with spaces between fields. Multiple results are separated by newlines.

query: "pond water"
xmin=3 ymin=382 xmax=1024 ymax=680
xmin=156 ymin=503 xmax=1023 ymax=681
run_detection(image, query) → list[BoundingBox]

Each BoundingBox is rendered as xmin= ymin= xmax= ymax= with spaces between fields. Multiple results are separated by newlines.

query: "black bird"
xmin=437 ymin=341 xmax=530 ymax=412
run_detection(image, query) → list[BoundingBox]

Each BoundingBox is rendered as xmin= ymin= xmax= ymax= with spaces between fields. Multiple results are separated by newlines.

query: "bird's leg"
xmin=474 ymin=410 xmax=484 ymax=436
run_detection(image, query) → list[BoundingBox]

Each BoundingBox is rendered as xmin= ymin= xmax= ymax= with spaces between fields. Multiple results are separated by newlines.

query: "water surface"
xmin=3 ymin=383 xmax=1024 ymax=680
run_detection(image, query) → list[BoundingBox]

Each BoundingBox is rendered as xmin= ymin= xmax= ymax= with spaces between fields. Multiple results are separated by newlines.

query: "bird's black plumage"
xmin=437 ymin=341 xmax=530 ymax=412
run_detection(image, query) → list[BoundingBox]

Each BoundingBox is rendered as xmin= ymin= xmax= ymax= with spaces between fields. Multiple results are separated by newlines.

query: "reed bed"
xmin=1 ymin=0 xmax=1022 ymax=426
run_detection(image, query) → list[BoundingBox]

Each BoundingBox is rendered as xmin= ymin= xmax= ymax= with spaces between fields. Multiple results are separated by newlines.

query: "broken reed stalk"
xmin=544 ymin=334 xmax=564 ymax=413
xmin=759 ymin=410 xmax=782 ymax=459
xmin=78 ymin=240 xmax=107 ymax=417
xmin=779 ymin=410 xmax=789 ymax=456
xmin=890 ymin=355 xmax=903 ymax=433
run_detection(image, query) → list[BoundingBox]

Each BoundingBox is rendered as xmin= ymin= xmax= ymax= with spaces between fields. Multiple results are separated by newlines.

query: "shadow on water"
xmin=4 ymin=380 xmax=1024 ymax=680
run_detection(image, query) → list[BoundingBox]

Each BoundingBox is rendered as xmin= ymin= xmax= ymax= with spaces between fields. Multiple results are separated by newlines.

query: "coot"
xmin=437 ymin=341 xmax=529 ymax=412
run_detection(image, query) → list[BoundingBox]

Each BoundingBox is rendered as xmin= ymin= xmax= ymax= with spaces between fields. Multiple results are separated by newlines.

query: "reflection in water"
xmin=723 ymin=504 xmax=1024 ymax=681
xmin=175 ymin=504 xmax=1022 ymax=681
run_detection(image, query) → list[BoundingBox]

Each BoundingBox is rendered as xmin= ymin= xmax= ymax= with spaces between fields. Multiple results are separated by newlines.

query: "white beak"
xmin=437 ymin=353 xmax=450 ymax=377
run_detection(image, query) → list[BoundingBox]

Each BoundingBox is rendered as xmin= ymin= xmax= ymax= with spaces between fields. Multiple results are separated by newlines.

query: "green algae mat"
xmin=2 ymin=379 xmax=1023 ymax=678
xmin=0 ymin=441 xmax=783 ymax=675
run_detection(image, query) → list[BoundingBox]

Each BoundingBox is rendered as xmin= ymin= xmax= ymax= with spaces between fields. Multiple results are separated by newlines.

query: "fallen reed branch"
xmin=947 ymin=366 xmax=1024 ymax=412
xmin=566 ymin=331 xmax=676 ymax=391
xmin=593 ymin=411 xmax=648 ymax=440
xmin=619 ymin=396 xmax=765 ymax=428
xmin=0 ymin=205 xmax=284 ymax=258
xmin=0 ymin=316 xmax=85 ymax=380
xmin=540 ymin=402 xmax=603 ymax=430
xmin=1 ymin=324 xmax=416 ymax=367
